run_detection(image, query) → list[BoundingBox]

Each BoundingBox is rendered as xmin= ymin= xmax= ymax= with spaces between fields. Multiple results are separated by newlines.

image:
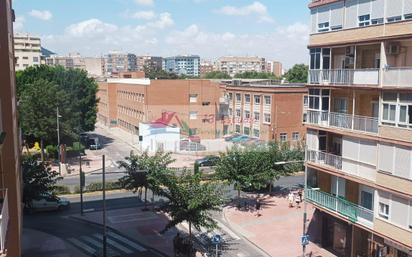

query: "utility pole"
xmin=102 ymin=155 xmax=107 ymax=257
xmin=302 ymin=147 xmax=308 ymax=257
xmin=57 ymin=107 xmax=61 ymax=175
xmin=79 ymin=152 xmax=84 ymax=216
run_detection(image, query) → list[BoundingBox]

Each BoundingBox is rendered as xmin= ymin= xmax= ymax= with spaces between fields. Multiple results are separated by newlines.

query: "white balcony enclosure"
xmin=382 ymin=67 xmax=412 ymax=87
xmin=308 ymin=69 xmax=380 ymax=86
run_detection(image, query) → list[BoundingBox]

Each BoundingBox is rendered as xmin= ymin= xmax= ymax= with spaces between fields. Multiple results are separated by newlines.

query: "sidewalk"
xmin=51 ymin=155 xmax=115 ymax=177
xmin=223 ymin=194 xmax=335 ymax=257
xmin=96 ymin=123 xmax=141 ymax=152
xmin=72 ymin=206 xmax=176 ymax=256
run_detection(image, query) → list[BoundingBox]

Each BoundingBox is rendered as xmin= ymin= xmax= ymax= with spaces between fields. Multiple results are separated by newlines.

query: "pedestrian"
xmin=288 ymin=192 xmax=294 ymax=208
xmin=255 ymin=198 xmax=261 ymax=217
xmin=295 ymin=192 xmax=301 ymax=208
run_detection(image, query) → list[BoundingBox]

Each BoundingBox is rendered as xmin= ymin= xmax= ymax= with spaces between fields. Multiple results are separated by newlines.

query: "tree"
xmin=18 ymin=79 xmax=65 ymax=160
xmin=157 ymin=171 xmax=224 ymax=240
xmin=283 ymin=64 xmax=308 ymax=83
xmin=118 ymin=151 xmax=174 ymax=210
xmin=234 ymin=71 xmax=279 ymax=80
xmin=143 ymin=66 xmax=179 ymax=79
xmin=203 ymin=71 xmax=231 ymax=79
xmin=22 ymin=155 xmax=61 ymax=208
xmin=215 ymin=146 xmax=273 ymax=201
xmin=16 ymin=65 xmax=98 ymax=151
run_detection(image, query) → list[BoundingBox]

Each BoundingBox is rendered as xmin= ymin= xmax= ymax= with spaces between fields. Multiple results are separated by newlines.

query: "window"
xmin=189 ymin=111 xmax=197 ymax=120
xmin=254 ymin=95 xmax=261 ymax=105
xmin=245 ymin=94 xmax=251 ymax=103
xmin=244 ymin=110 xmax=251 ymax=120
xmin=235 ymin=109 xmax=241 ymax=117
xmin=253 ymin=129 xmax=260 ymax=138
xmin=33 ymin=57 xmax=39 ymax=62
xmin=264 ymin=113 xmax=271 ymax=123
xmin=292 ymin=132 xmax=300 ymax=141
xmin=371 ymin=18 xmax=384 ymax=25
xmin=405 ymin=13 xmax=412 ymax=20
xmin=235 ymin=125 xmax=241 ymax=133
xmin=264 ymin=95 xmax=271 ymax=105
xmin=303 ymin=95 xmax=309 ymax=108
xmin=360 ymin=191 xmax=373 ymax=210
xmin=23 ymin=56 xmax=28 ymax=60
xmin=228 ymin=93 xmax=233 ymax=101
xmin=387 ymin=16 xmax=402 ymax=23
xmin=379 ymin=202 xmax=389 ymax=219
xmin=310 ymin=48 xmax=321 ymax=70
xmin=244 ymin=127 xmax=250 ymax=135
xmin=382 ymin=103 xmax=396 ymax=123
xmin=254 ymin=112 xmax=260 ymax=121
xmin=318 ymin=22 xmax=329 ymax=32
xmin=330 ymin=25 xmax=342 ymax=31
xmin=236 ymin=93 xmax=241 ymax=102
xmin=228 ymin=108 xmax=233 ymax=116
xmin=280 ymin=133 xmax=288 ymax=142
xmin=358 ymin=14 xmax=370 ymax=27
xmin=189 ymin=94 xmax=198 ymax=103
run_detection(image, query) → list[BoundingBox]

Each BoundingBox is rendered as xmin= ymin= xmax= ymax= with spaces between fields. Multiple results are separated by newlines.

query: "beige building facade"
xmin=215 ymin=56 xmax=266 ymax=77
xmin=14 ymin=33 xmax=41 ymax=71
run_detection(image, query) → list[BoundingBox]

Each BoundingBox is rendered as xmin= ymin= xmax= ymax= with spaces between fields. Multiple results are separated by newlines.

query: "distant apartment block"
xmin=221 ymin=80 xmax=307 ymax=141
xmin=14 ymin=33 xmax=41 ymax=71
xmin=304 ymin=0 xmax=412 ymax=256
xmin=104 ymin=52 xmax=137 ymax=76
xmin=46 ymin=53 xmax=104 ymax=77
xmin=216 ymin=56 xmax=266 ymax=77
xmin=162 ymin=55 xmax=200 ymax=77
xmin=200 ymin=61 xmax=214 ymax=76
xmin=266 ymin=61 xmax=283 ymax=77
xmin=97 ymin=78 xmax=223 ymax=140
xmin=136 ymin=56 xmax=163 ymax=71
xmin=1 ymin=0 xmax=23 ymax=256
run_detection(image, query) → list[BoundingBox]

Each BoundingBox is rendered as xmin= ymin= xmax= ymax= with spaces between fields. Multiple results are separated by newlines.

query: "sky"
xmin=13 ymin=0 xmax=310 ymax=68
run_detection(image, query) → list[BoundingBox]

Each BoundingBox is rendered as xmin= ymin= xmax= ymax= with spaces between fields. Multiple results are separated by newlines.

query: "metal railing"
xmin=307 ymin=149 xmax=342 ymax=170
xmin=308 ymin=69 xmax=380 ymax=86
xmin=306 ymin=110 xmax=378 ymax=134
xmin=382 ymin=67 xmax=412 ymax=87
xmin=305 ymin=189 xmax=373 ymax=227
xmin=0 ymin=190 xmax=9 ymax=253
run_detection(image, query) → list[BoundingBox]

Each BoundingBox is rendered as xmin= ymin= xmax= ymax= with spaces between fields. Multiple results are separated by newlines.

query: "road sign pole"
xmin=216 ymin=244 xmax=218 ymax=257
xmin=102 ymin=155 xmax=107 ymax=257
xmin=79 ymin=153 xmax=84 ymax=216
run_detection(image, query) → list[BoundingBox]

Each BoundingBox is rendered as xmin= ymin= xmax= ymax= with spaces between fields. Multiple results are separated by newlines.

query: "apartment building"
xmin=162 ymin=55 xmax=200 ymax=77
xmin=216 ymin=56 xmax=266 ymax=77
xmin=200 ymin=61 xmax=214 ymax=76
xmin=222 ymin=80 xmax=307 ymax=141
xmin=136 ymin=56 xmax=162 ymax=71
xmin=0 ymin=0 xmax=23 ymax=256
xmin=104 ymin=52 xmax=137 ymax=76
xmin=266 ymin=61 xmax=283 ymax=78
xmin=97 ymin=79 xmax=224 ymax=139
xmin=304 ymin=0 xmax=412 ymax=256
xmin=14 ymin=33 xmax=41 ymax=71
xmin=46 ymin=53 xmax=104 ymax=77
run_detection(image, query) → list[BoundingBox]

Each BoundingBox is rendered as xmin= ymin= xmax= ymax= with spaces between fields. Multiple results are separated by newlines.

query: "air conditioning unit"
xmin=346 ymin=46 xmax=355 ymax=56
xmin=388 ymin=43 xmax=400 ymax=55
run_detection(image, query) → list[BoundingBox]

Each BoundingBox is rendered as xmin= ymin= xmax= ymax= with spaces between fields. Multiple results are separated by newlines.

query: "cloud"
xmin=29 ymin=9 xmax=53 ymax=21
xmin=215 ymin=1 xmax=274 ymax=23
xmin=135 ymin=0 xmax=154 ymax=6
xmin=147 ymin=12 xmax=174 ymax=29
xmin=14 ymin=16 xmax=25 ymax=32
xmin=132 ymin=11 xmax=156 ymax=20
xmin=66 ymin=19 xmax=118 ymax=37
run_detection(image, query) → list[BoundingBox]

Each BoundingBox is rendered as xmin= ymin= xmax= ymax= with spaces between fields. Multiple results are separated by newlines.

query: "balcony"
xmin=306 ymin=189 xmax=374 ymax=228
xmin=306 ymin=110 xmax=378 ymax=134
xmin=0 ymin=190 xmax=9 ymax=253
xmin=308 ymin=69 xmax=380 ymax=86
xmin=307 ymin=149 xmax=342 ymax=170
xmin=382 ymin=67 xmax=412 ymax=87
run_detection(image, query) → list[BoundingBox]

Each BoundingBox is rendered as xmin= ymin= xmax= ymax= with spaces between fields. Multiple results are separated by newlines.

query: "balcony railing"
xmin=0 ymin=190 xmax=9 ymax=253
xmin=382 ymin=67 xmax=412 ymax=87
xmin=306 ymin=189 xmax=373 ymax=228
xmin=308 ymin=69 xmax=380 ymax=86
xmin=307 ymin=149 xmax=342 ymax=170
xmin=306 ymin=110 xmax=378 ymax=134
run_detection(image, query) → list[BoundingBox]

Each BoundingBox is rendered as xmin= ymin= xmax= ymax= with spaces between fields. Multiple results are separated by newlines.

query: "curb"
xmin=70 ymin=215 xmax=170 ymax=257
xmin=222 ymin=207 xmax=272 ymax=257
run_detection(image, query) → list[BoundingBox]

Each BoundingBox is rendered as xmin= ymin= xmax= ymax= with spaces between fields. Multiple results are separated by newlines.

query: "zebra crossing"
xmin=67 ymin=231 xmax=147 ymax=256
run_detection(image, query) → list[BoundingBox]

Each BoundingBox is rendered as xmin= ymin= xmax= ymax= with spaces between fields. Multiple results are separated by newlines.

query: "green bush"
xmin=85 ymin=181 xmax=123 ymax=192
xmin=45 ymin=145 xmax=58 ymax=159
xmin=53 ymin=185 xmax=71 ymax=195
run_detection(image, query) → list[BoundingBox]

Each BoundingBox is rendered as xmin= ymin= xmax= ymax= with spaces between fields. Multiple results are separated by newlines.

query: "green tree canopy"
xmin=234 ymin=71 xmax=279 ymax=80
xmin=283 ymin=64 xmax=308 ymax=83
xmin=22 ymin=155 xmax=61 ymax=208
xmin=16 ymin=65 xmax=98 ymax=148
xmin=157 ymin=171 xmax=224 ymax=239
xmin=203 ymin=71 xmax=231 ymax=79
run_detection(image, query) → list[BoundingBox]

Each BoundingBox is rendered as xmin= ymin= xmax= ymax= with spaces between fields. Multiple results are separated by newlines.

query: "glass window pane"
xmin=389 ymin=105 xmax=396 ymax=121
xmin=400 ymin=106 xmax=407 ymax=123
xmin=383 ymin=92 xmax=397 ymax=102
xmin=400 ymin=93 xmax=412 ymax=103
xmin=383 ymin=104 xmax=389 ymax=120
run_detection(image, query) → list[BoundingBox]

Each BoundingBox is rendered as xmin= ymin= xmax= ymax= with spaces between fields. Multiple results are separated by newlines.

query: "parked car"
xmin=30 ymin=194 xmax=70 ymax=212
xmin=88 ymin=137 xmax=101 ymax=150
xmin=232 ymin=135 xmax=250 ymax=143
xmin=79 ymin=132 xmax=89 ymax=146
xmin=195 ymin=155 xmax=220 ymax=167
xmin=224 ymin=133 xmax=240 ymax=142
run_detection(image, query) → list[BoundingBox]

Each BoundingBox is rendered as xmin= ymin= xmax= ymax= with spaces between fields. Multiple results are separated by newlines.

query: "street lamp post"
xmin=102 ymin=155 xmax=107 ymax=257
xmin=57 ymin=107 xmax=62 ymax=175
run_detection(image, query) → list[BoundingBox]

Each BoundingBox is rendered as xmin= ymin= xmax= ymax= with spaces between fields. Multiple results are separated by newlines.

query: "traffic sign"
xmin=211 ymin=234 xmax=222 ymax=245
xmin=301 ymin=234 xmax=310 ymax=246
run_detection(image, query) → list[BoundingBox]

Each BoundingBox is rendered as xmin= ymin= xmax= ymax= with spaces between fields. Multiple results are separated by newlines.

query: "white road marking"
xmin=107 ymin=232 xmax=146 ymax=252
xmin=67 ymin=238 xmax=95 ymax=255
xmin=81 ymin=235 xmax=102 ymax=248
xmin=91 ymin=234 xmax=133 ymax=254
